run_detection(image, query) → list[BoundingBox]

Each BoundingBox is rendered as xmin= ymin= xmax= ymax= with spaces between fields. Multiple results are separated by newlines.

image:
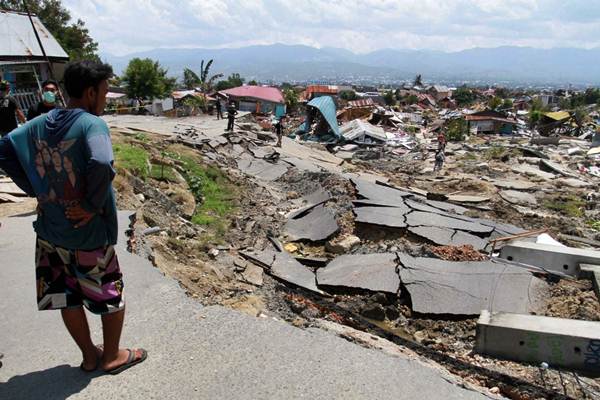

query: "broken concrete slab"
xmin=241 ymin=249 xmax=323 ymax=294
xmin=397 ymin=253 xmax=547 ymax=315
xmin=446 ymin=195 xmax=491 ymax=204
xmin=487 ymin=178 xmax=536 ymax=191
xmin=241 ymin=262 xmax=264 ymax=286
xmin=288 ymin=189 xmax=331 ymax=219
xmin=424 ymin=200 xmax=468 ymax=214
xmin=0 ymin=192 xmax=25 ymax=203
xmin=284 ymin=205 xmax=339 ymax=242
xmin=354 ymin=206 xmax=409 ymax=229
xmin=325 ymin=235 xmax=361 ymax=254
xmin=317 ymin=253 xmax=401 ymax=294
xmin=406 ymin=212 xmax=494 ymax=234
xmin=511 ymin=164 xmax=556 ymax=180
xmin=579 ymin=264 xmax=600 ymax=300
xmin=476 ymin=310 xmax=600 ymax=374
xmin=237 ymin=155 xmax=288 ymax=181
xmin=499 ymin=190 xmax=538 ymax=206
xmin=539 ymin=159 xmax=578 ymax=178
xmin=351 ymin=178 xmax=411 ymax=206
xmin=557 ymin=178 xmax=593 ymax=189
xmin=408 ymin=227 xmax=488 ymax=251
xmin=499 ymin=241 xmax=600 ymax=277
xmin=281 ymin=157 xmax=323 ymax=173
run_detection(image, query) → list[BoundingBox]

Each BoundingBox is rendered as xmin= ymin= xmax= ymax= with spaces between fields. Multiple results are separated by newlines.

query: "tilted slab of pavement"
xmin=0 ymin=213 xmax=493 ymax=399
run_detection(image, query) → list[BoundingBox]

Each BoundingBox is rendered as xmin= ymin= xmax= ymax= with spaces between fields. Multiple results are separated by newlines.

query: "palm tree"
xmin=183 ymin=59 xmax=223 ymax=93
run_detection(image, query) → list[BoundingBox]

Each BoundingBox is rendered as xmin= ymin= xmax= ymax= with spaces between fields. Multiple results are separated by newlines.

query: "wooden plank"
xmin=0 ymin=182 xmax=26 ymax=196
xmin=0 ymin=193 xmax=24 ymax=203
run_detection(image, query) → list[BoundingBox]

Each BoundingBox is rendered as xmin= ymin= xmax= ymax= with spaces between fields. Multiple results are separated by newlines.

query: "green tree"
xmin=248 ymin=80 xmax=258 ymax=86
xmin=453 ymin=86 xmax=475 ymax=106
xmin=122 ymin=58 xmax=175 ymax=99
xmin=446 ymin=118 xmax=467 ymax=142
xmin=339 ymin=90 xmax=357 ymax=101
xmin=404 ymin=94 xmax=418 ymax=105
xmin=502 ymin=98 xmax=513 ymax=109
xmin=573 ymin=107 xmax=589 ymax=134
xmin=215 ymin=73 xmax=245 ymax=91
xmin=182 ymin=59 xmax=223 ymax=92
xmin=383 ymin=90 xmax=396 ymax=106
xmin=283 ymin=88 xmax=298 ymax=111
xmin=488 ymin=96 xmax=502 ymax=110
xmin=0 ymin=0 xmax=98 ymax=60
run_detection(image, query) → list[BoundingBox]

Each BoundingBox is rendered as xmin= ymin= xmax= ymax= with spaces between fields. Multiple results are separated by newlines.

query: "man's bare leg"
xmin=61 ymin=307 xmax=98 ymax=370
xmin=100 ymin=309 xmax=135 ymax=370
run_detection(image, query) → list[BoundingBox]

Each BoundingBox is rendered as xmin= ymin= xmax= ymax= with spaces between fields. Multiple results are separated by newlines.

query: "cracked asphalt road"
xmin=0 ymin=212 xmax=494 ymax=399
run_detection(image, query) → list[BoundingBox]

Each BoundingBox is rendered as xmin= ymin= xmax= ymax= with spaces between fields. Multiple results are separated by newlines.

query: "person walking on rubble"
xmin=226 ymin=101 xmax=237 ymax=131
xmin=215 ymin=98 xmax=223 ymax=120
xmin=275 ymin=116 xmax=284 ymax=147
xmin=0 ymin=80 xmax=26 ymax=137
xmin=434 ymin=149 xmax=445 ymax=172
xmin=0 ymin=61 xmax=147 ymax=374
xmin=437 ymin=131 xmax=446 ymax=151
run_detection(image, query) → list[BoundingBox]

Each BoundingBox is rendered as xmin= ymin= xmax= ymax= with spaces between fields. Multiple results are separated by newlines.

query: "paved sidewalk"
xmin=0 ymin=213 xmax=492 ymax=399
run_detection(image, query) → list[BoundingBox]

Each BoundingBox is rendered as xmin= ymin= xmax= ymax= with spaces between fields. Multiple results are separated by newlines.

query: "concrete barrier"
xmin=580 ymin=264 xmax=600 ymax=301
xmin=499 ymin=241 xmax=600 ymax=277
xmin=476 ymin=310 xmax=600 ymax=374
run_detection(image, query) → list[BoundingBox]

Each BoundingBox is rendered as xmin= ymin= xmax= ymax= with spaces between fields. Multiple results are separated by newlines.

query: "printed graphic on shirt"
xmin=33 ymin=138 xmax=84 ymax=207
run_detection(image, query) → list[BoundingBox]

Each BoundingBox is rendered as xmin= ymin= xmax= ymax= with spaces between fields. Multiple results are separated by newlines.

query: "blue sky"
xmin=64 ymin=0 xmax=600 ymax=56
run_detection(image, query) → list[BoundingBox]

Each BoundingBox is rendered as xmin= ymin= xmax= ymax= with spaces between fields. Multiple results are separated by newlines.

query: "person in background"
xmin=275 ymin=116 xmax=284 ymax=147
xmin=437 ymin=131 xmax=446 ymax=151
xmin=0 ymin=61 xmax=146 ymax=374
xmin=0 ymin=80 xmax=26 ymax=137
xmin=434 ymin=149 xmax=445 ymax=172
xmin=215 ymin=98 xmax=223 ymax=120
xmin=27 ymin=79 xmax=60 ymax=120
xmin=226 ymin=101 xmax=237 ymax=131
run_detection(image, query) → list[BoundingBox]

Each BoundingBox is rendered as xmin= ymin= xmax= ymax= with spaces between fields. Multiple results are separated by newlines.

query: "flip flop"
xmin=105 ymin=348 xmax=147 ymax=375
xmin=79 ymin=345 xmax=104 ymax=373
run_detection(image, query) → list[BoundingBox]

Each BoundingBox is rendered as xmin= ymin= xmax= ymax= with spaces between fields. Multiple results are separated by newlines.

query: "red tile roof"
xmin=219 ymin=86 xmax=284 ymax=104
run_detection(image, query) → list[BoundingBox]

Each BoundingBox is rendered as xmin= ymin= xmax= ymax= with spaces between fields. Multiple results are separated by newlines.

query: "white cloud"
xmin=63 ymin=0 xmax=600 ymax=55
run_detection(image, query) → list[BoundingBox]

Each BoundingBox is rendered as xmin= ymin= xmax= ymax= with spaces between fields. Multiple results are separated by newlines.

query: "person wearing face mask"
xmin=27 ymin=79 xmax=60 ymax=121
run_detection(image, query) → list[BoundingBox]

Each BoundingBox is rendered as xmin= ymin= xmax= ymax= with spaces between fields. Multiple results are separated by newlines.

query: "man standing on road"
xmin=433 ymin=149 xmax=445 ymax=172
xmin=27 ymin=79 xmax=60 ymax=120
xmin=0 ymin=80 xmax=26 ymax=137
xmin=226 ymin=101 xmax=237 ymax=131
xmin=0 ymin=61 xmax=147 ymax=374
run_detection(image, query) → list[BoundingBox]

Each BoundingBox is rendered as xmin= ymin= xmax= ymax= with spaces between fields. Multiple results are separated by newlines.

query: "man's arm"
xmin=83 ymin=131 xmax=116 ymax=212
xmin=0 ymin=135 xmax=35 ymax=196
xmin=12 ymin=99 xmax=26 ymax=124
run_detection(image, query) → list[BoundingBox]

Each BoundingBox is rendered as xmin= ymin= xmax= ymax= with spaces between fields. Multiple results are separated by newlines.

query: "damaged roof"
xmin=219 ymin=85 xmax=284 ymax=104
xmin=340 ymin=119 xmax=387 ymax=142
xmin=0 ymin=11 xmax=68 ymax=60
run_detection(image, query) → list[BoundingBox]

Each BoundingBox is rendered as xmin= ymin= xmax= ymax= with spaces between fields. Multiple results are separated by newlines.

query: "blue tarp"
xmin=299 ymin=96 xmax=340 ymax=138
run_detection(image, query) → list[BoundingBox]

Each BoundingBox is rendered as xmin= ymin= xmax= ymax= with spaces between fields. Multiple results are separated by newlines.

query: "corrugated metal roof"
xmin=544 ymin=111 xmax=571 ymax=121
xmin=340 ymin=119 xmax=386 ymax=142
xmin=219 ymin=85 xmax=284 ymax=104
xmin=0 ymin=11 xmax=68 ymax=59
xmin=303 ymin=96 xmax=340 ymax=137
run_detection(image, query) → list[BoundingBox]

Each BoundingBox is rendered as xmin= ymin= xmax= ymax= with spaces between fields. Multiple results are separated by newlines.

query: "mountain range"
xmin=102 ymin=44 xmax=600 ymax=86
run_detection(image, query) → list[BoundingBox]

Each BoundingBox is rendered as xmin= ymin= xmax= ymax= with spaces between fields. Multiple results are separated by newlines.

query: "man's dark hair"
xmin=63 ymin=61 xmax=113 ymax=98
xmin=0 ymin=80 xmax=9 ymax=91
xmin=41 ymin=79 xmax=58 ymax=89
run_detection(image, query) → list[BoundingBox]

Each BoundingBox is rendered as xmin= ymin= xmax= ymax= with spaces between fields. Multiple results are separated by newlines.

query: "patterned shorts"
xmin=35 ymin=238 xmax=125 ymax=315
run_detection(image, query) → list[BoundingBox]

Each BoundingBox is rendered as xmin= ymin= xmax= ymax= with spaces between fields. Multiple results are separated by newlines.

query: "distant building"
xmin=464 ymin=110 xmax=516 ymax=135
xmin=427 ymin=85 xmax=452 ymax=101
xmin=538 ymin=93 xmax=561 ymax=108
xmin=302 ymin=85 xmax=339 ymax=101
xmin=219 ymin=85 xmax=285 ymax=114
xmin=0 ymin=10 xmax=69 ymax=111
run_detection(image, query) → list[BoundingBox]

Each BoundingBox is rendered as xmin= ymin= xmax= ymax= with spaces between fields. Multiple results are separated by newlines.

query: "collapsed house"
xmin=298 ymin=96 xmax=340 ymax=140
xmin=465 ymin=110 xmax=516 ymax=135
xmin=340 ymin=119 xmax=387 ymax=145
